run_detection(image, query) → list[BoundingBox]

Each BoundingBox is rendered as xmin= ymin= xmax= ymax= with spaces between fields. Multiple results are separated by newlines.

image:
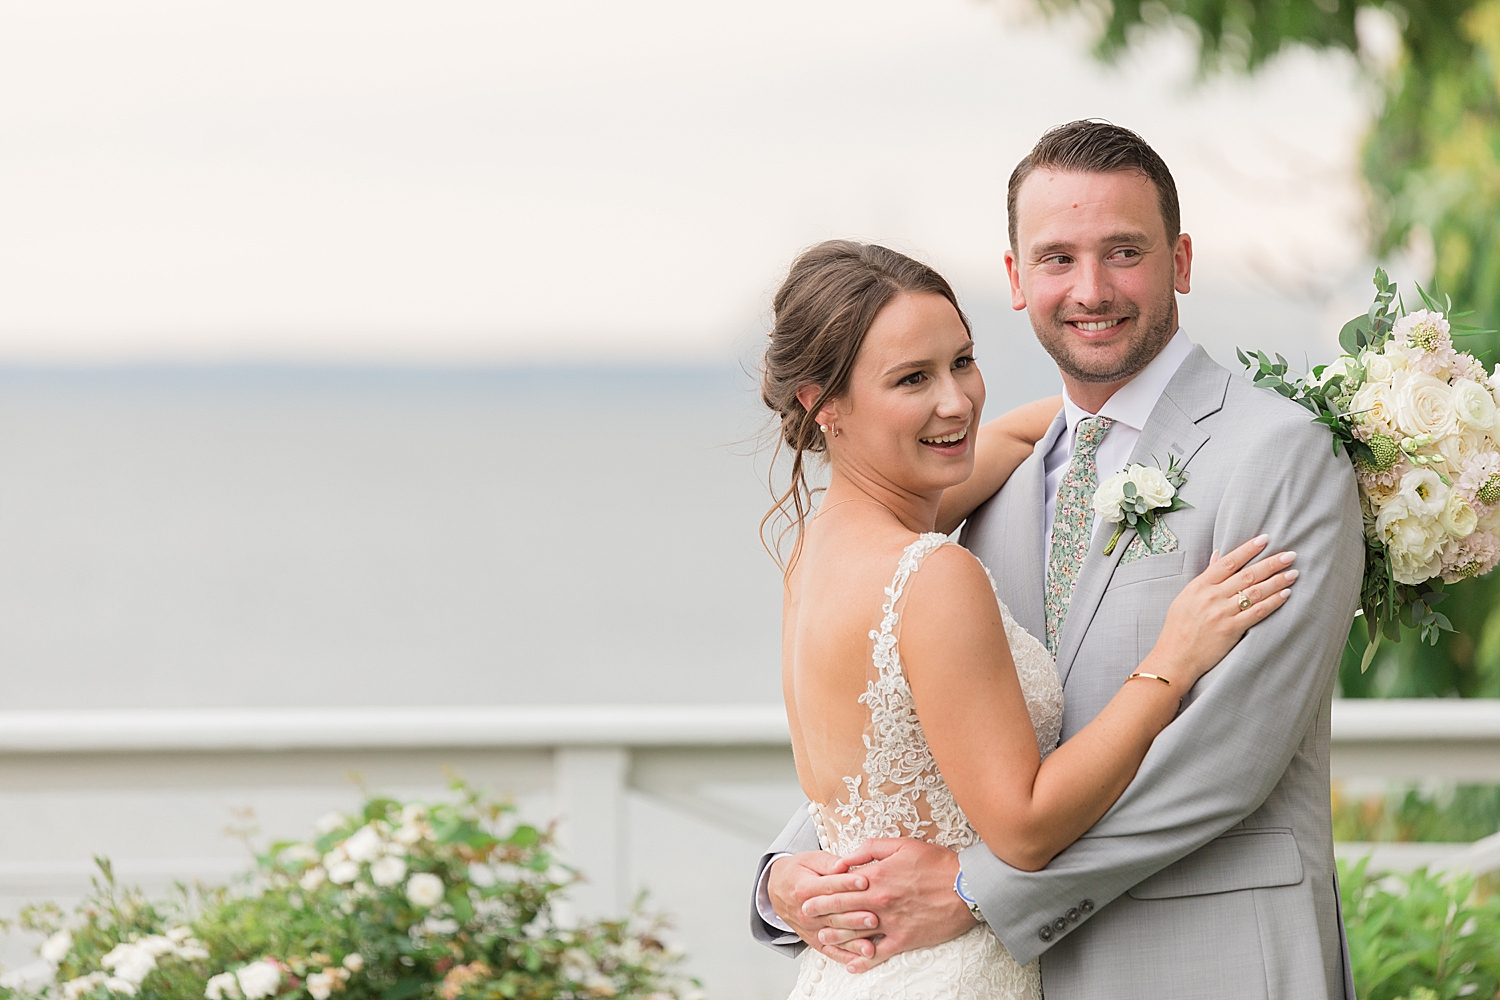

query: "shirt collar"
xmin=1061 ymin=329 xmax=1195 ymax=438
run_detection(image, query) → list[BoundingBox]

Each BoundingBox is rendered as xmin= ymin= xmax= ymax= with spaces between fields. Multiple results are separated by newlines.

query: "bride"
xmin=759 ymin=241 xmax=1299 ymax=999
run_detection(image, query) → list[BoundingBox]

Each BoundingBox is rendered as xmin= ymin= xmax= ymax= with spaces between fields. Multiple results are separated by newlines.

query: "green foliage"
xmin=1334 ymin=782 xmax=1500 ymax=842
xmin=1340 ymin=859 xmax=1500 ymax=1000
xmin=0 ymin=782 xmax=696 ymax=1000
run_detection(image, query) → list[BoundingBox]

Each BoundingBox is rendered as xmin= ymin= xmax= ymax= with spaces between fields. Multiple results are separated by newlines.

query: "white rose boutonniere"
xmin=1092 ymin=456 xmax=1192 ymax=555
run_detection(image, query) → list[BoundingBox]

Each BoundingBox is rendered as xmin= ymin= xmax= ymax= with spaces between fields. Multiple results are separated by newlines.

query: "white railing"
xmin=0 ymin=700 xmax=1495 ymax=883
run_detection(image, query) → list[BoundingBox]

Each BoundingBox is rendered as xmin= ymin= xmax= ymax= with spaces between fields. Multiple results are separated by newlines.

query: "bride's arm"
xmin=898 ymin=536 xmax=1296 ymax=872
xmin=935 ymin=397 xmax=1061 ymax=535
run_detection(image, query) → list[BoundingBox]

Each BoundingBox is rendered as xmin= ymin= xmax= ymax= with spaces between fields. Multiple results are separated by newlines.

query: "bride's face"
xmin=824 ymin=291 xmax=985 ymax=496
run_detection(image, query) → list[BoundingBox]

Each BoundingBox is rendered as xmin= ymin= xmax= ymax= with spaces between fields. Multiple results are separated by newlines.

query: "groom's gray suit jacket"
xmin=751 ymin=348 xmax=1365 ymax=1000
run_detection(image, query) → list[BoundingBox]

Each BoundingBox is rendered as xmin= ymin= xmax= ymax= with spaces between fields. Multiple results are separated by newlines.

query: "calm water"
xmin=0 ymin=288 xmax=1326 ymax=709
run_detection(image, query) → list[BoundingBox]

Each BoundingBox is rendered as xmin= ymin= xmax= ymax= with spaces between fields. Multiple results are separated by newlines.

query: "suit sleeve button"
xmin=1039 ymin=926 xmax=1053 ymax=941
xmin=1052 ymin=918 xmax=1068 ymax=932
xmin=1066 ymin=908 xmax=1080 ymax=922
xmin=1080 ymin=899 xmax=1095 ymax=913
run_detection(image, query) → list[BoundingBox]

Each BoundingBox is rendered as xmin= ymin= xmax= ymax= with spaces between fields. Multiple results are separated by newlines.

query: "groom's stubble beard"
xmin=1035 ymin=284 xmax=1178 ymax=385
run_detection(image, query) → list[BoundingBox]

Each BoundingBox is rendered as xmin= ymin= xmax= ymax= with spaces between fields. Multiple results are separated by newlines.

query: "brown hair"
xmin=759 ymin=240 xmax=969 ymax=570
xmin=1006 ymin=120 xmax=1180 ymax=250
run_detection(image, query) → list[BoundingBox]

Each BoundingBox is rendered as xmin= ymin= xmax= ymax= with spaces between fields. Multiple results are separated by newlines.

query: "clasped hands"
xmin=766 ymin=837 xmax=977 ymax=972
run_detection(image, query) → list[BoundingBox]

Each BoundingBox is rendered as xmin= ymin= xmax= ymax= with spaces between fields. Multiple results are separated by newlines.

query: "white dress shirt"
xmin=1043 ymin=329 xmax=1195 ymax=553
xmin=755 ymin=330 xmax=1197 ymax=936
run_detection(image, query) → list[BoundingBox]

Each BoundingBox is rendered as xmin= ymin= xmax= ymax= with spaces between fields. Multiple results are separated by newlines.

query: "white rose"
xmin=166 ymin=928 xmax=192 ymax=946
xmin=1383 ymin=339 xmax=1409 ymax=368
xmin=1440 ymin=490 xmax=1479 ymax=538
xmin=138 ymin=936 xmax=177 ymax=958
xmin=1435 ymin=429 xmax=1483 ymax=469
xmin=405 ymin=873 xmax=445 ymax=908
xmin=206 ymin=973 xmax=243 ymax=1000
xmin=1451 ymin=378 xmax=1497 ymax=431
xmin=314 ymin=812 xmax=347 ymax=835
xmin=1091 ymin=471 xmax=1128 ymax=523
xmin=235 ymin=961 xmax=281 ymax=1000
xmin=341 ymin=955 xmax=363 ymax=974
xmin=101 ymin=944 xmax=157 ymax=985
xmin=299 ymin=867 xmax=327 ymax=891
xmin=1362 ymin=350 xmax=1395 ymax=382
xmin=1390 ymin=540 xmax=1445 ymax=585
xmin=305 ymin=973 xmax=335 ymax=1000
xmin=370 ymin=856 xmax=407 ymax=887
xmin=1126 ymin=464 xmax=1174 ymax=507
xmin=279 ymin=844 xmax=321 ymax=866
xmin=1351 ymin=380 xmax=1398 ymax=432
xmin=422 ymin=916 xmax=460 ymax=935
xmin=104 ymin=978 xmax=139 ymax=996
xmin=41 ymin=930 xmax=73 ymax=964
xmin=343 ymin=826 xmax=383 ymax=864
xmin=1394 ymin=371 xmax=1456 ymax=437
xmin=1398 ymin=467 xmax=1450 ymax=518
xmin=327 ymin=860 xmax=360 ymax=885
xmin=65 ymin=974 xmax=108 ymax=1000
xmin=468 ymin=864 xmax=497 ymax=888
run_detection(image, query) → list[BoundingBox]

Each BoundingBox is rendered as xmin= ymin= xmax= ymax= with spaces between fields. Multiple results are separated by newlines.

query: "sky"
xmin=0 ymin=0 xmax=1377 ymax=364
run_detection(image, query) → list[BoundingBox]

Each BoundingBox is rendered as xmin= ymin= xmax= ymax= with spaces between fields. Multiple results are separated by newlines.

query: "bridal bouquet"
xmin=1240 ymin=270 xmax=1500 ymax=669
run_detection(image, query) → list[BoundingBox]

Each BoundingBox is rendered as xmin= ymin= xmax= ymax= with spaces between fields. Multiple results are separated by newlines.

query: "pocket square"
xmin=1119 ymin=520 xmax=1179 ymax=565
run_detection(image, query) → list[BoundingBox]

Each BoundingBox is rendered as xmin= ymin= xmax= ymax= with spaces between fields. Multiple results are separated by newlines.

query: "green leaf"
xmin=1360 ymin=633 xmax=1381 ymax=673
xmin=1122 ymin=481 xmax=1137 ymax=498
xmin=446 ymin=886 xmax=474 ymax=923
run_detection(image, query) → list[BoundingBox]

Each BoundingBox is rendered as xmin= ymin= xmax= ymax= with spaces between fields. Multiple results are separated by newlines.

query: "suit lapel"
xmin=1053 ymin=348 xmax=1229 ymax=687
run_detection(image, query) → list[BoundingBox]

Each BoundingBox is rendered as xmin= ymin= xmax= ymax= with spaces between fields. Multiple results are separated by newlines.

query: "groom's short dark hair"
xmin=1007 ymin=120 xmax=1180 ymax=250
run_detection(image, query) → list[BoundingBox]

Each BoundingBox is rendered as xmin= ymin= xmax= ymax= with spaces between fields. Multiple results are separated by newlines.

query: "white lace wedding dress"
xmin=790 ymin=533 xmax=1064 ymax=1000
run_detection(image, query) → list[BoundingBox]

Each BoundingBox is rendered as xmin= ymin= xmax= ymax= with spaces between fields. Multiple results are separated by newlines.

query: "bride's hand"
xmin=1146 ymin=535 xmax=1298 ymax=688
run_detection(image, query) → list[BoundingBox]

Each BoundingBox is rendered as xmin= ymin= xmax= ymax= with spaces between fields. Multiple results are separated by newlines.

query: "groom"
xmin=750 ymin=121 xmax=1365 ymax=999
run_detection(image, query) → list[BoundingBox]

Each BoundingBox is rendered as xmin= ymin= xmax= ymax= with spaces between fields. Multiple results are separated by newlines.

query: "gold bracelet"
xmin=1127 ymin=671 xmax=1171 ymax=686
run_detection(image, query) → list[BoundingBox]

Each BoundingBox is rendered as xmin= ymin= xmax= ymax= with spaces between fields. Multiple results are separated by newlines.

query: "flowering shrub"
xmin=0 ymin=783 xmax=697 ymax=1000
xmin=1241 ymin=270 xmax=1500 ymax=666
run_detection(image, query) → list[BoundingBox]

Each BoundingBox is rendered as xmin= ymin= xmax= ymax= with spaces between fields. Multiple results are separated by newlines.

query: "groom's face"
xmin=1005 ymin=169 xmax=1192 ymax=399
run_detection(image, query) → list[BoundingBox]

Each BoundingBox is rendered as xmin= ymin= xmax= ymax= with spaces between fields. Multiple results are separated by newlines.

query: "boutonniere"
xmin=1093 ymin=457 xmax=1192 ymax=555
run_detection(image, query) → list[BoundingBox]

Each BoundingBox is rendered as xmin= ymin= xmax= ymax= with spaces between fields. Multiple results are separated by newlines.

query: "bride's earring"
xmin=832 ymin=424 xmax=839 ymax=438
xmin=819 ymin=424 xmax=829 ymax=435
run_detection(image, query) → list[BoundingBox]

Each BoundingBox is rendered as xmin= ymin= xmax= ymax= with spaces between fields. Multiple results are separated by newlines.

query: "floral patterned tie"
xmin=1044 ymin=415 xmax=1114 ymax=656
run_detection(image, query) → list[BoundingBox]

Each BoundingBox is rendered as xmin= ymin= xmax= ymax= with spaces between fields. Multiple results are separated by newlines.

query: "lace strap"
xmin=874 ymin=532 xmax=954 ymax=640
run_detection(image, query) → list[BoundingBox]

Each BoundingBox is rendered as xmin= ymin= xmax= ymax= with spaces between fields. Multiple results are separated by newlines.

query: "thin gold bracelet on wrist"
xmin=1126 ymin=671 xmax=1171 ymax=686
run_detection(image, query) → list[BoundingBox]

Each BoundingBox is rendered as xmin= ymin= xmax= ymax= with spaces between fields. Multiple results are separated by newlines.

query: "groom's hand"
xmin=767 ymin=851 xmax=880 ymax=966
xmin=803 ymin=838 xmax=975 ymax=973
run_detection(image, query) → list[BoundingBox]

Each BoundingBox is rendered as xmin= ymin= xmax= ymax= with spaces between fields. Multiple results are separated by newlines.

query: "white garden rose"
xmin=1453 ymin=378 xmax=1498 ymax=430
xmin=1435 ymin=428 xmax=1484 ymax=469
xmin=327 ymin=860 xmax=360 ymax=885
xmin=101 ymin=943 xmax=157 ymax=985
xmin=235 ymin=961 xmax=281 ymax=1000
xmin=1127 ymin=464 xmax=1175 ymax=506
xmin=104 ymin=978 xmax=138 ymax=996
xmin=1091 ymin=471 xmax=1128 ymax=523
xmin=405 ymin=872 xmax=445 ymax=908
xmin=1390 ymin=541 xmax=1446 ymax=585
xmin=343 ymin=825 xmax=383 ymax=864
xmin=341 ymin=955 xmax=364 ymax=974
xmin=1397 ymin=467 xmax=1450 ymax=518
xmin=1440 ymin=490 xmax=1479 ymax=538
xmin=299 ymin=866 xmax=327 ymax=891
xmin=314 ymin=812 xmax=346 ymax=835
xmin=306 ymin=972 xmax=335 ymax=1000
xmin=1363 ymin=350 xmax=1396 ymax=382
xmin=1384 ymin=339 xmax=1409 ymax=369
xmin=41 ymin=930 xmax=73 ymax=964
xmin=1375 ymin=499 xmax=1447 ymax=584
xmin=279 ymin=844 xmax=320 ymax=866
xmin=1393 ymin=371 xmax=1456 ymax=438
xmin=370 ymin=855 xmax=407 ymax=887
xmin=206 ymin=973 xmax=243 ymax=1000
xmin=64 ymin=973 xmax=108 ymax=1000
xmin=1351 ymin=380 xmax=1398 ymax=433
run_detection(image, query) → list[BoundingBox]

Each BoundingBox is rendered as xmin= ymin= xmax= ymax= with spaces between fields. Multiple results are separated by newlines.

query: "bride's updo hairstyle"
xmin=760 ymin=240 xmax=969 ymax=569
